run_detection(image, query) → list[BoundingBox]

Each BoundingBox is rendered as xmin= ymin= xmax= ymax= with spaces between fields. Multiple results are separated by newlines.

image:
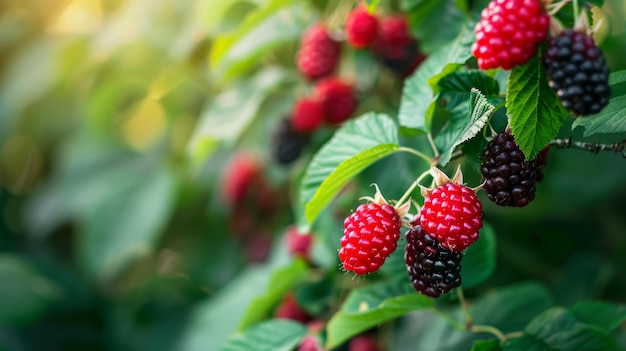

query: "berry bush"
xmin=1 ymin=0 xmax=626 ymax=351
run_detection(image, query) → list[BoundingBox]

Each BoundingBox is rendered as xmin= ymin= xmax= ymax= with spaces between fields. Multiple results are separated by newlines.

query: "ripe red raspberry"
xmin=297 ymin=24 xmax=341 ymax=80
xmin=313 ymin=77 xmax=357 ymax=125
xmin=419 ymin=175 xmax=483 ymax=251
xmin=222 ymin=152 xmax=262 ymax=205
xmin=286 ymin=225 xmax=313 ymax=261
xmin=274 ymin=294 xmax=311 ymax=323
xmin=291 ymin=97 xmax=324 ymax=133
xmin=298 ymin=335 xmax=324 ymax=351
xmin=373 ymin=15 xmax=425 ymax=76
xmin=472 ymin=0 xmax=549 ymax=70
xmin=339 ymin=202 xmax=402 ymax=275
xmin=349 ymin=334 xmax=380 ymax=351
xmin=345 ymin=5 xmax=379 ymax=48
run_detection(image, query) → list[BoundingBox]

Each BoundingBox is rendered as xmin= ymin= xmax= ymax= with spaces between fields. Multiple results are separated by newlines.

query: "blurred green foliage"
xmin=0 ymin=0 xmax=625 ymax=351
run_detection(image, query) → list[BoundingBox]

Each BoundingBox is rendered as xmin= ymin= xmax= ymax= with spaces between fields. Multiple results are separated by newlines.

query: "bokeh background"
xmin=1 ymin=0 xmax=626 ymax=350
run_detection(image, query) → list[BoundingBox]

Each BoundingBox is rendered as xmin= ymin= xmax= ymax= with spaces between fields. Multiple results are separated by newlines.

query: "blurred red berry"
xmin=345 ymin=5 xmax=379 ymax=48
xmin=313 ymin=77 xmax=357 ymax=125
xmin=286 ymin=225 xmax=313 ymax=260
xmin=222 ymin=152 xmax=262 ymax=205
xmin=349 ymin=334 xmax=380 ymax=351
xmin=297 ymin=24 xmax=341 ymax=80
xmin=274 ymin=294 xmax=311 ymax=323
xmin=292 ymin=97 xmax=325 ymax=133
xmin=373 ymin=15 xmax=425 ymax=76
xmin=298 ymin=335 xmax=324 ymax=351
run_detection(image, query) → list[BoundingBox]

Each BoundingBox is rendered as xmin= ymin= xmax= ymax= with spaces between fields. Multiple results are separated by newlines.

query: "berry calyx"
xmin=313 ymin=77 xmax=357 ymax=125
xmin=339 ymin=187 xmax=409 ymax=274
xmin=297 ymin=24 xmax=341 ymax=81
xmin=291 ymin=96 xmax=325 ymax=133
xmin=480 ymin=131 xmax=541 ymax=207
xmin=542 ymin=29 xmax=610 ymax=116
xmin=419 ymin=167 xmax=483 ymax=251
xmin=405 ymin=225 xmax=463 ymax=298
xmin=345 ymin=5 xmax=379 ymax=48
xmin=472 ymin=0 xmax=550 ymax=70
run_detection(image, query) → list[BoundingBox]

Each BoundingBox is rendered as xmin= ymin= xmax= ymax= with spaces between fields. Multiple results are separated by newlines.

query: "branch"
xmin=549 ymin=138 xmax=626 ymax=157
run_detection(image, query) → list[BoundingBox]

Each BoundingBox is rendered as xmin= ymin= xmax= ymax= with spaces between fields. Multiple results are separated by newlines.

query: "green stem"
xmin=573 ymin=0 xmax=580 ymax=22
xmin=457 ymin=287 xmax=473 ymax=326
xmin=427 ymin=132 xmax=440 ymax=159
xmin=398 ymin=146 xmax=434 ymax=165
xmin=504 ymin=331 xmax=524 ymax=340
xmin=472 ymin=325 xmax=507 ymax=343
xmin=396 ymin=169 xmax=431 ymax=206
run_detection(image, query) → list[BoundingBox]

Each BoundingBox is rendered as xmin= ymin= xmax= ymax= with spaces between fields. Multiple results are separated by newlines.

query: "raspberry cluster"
xmin=339 ymin=202 xmax=402 ymax=274
xmin=542 ymin=29 xmax=610 ymax=116
xmin=480 ymin=131 xmax=542 ymax=207
xmin=405 ymin=225 xmax=463 ymax=298
xmin=472 ymin=0 xmax=549 ymax=70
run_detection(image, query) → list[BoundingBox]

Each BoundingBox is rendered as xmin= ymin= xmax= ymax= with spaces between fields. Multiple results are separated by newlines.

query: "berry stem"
xmin=427 ymin=132 xmax=440 ymax=160
xmin=398 ymin=146 xmax=435 ymax=165
xmin=432 ymin=309 xmax=466 ymax=332
xmin=456 ymin=287 xmax=473 ymax=326
xmin=471 ymin=325 xmax=507 ymax=343
xmin=396 ymin=169 xmax=431 ymax=208
xmin=549 ymin=138 xmax=626 ymax=157
xmin=573 ymin=0 xmax=580 ymax=24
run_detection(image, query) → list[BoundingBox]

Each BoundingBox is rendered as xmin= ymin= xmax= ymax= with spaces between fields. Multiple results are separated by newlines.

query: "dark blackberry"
xmin=542 ymin=29 xmax=610 ymax=116
xmin=480 ymin=131 xmax=540 ymax=207
xmin=271 ymin=118 xmax=310 ymax=165
xmin=404 ymin=225 xmax=462 ymax=298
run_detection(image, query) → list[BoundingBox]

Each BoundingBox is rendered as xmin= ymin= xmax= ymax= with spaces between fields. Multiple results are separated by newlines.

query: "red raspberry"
xmin=291 ymin=97 xmax=324 ymax=133
xmin=297 ymin=335 xmax=324 ymax=351
xmin=373 ymin=15 xmax=425 ymax=76
xmin=349 ymin=334 xmax=380 ymax=351
xmin=274 ymin=294 xmax=311 ymax=323
xmin=472 ymin=0 xmax=549 ymax=70
xmin=419 ymin=183 xmax=483 ymax=251
xmin=222 ymin=152 xmax=262 ymax=205
xmin=345 ymin=5 xmax=379 ymax=48
xmin=339 ymin=203 xmax=402 ymax=274
xmin=297 ymin=24 xmax=341 ymax=80
xmin=313 ymin=77 xmax=357 ymax=125
xmin=286 ymin=225 xmax=313 ymax=260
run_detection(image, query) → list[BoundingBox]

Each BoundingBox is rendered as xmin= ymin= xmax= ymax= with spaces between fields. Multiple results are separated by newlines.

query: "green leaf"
xmin=78 ymin=164 xmax=176 ymax=279
xmin=571 ymin=70 xmax=626 ymax=136
xmin=461 ymin=222 xmax=496 ymax=289
xmin=471 ymin=340 xmax=500 ymax=351
xmin=438 ymin=70 xmax=500 ymax=96
xmin=187 ymin=68 xmax=286 ymax=166
xmin=221 ymin=319 xmax=307 ymax=351
xmin=0 ymin=255 xmax=60 ymax=324
xmin=326 ymin=278 xmax=434 ymax=349
xmin=209 ymin=0 xmax=314 ymax=79
xmin=365 ymin=0 xmax=381 ymax=12
xmin=507 ymin=56 xmax=569 ymax=160
xmin=435 ymin=88 xmax=496 ymax=166
xmin=298 ymin=113 xmax=400 ymax=230
xmin=406 ymin=0 xmax=465 ymax=52
xmin=398 ymin=22 xmax=475 ymax=133
xmin=503 ymin=307 xmax=623 ymax=351
xmin=569 ymin=301 xmax=626 ymax=332
xmin=238 ymin=260 xmax=310 ymax=330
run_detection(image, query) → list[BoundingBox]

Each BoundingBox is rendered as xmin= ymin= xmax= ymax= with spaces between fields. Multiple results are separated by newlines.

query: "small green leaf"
xmin=471 ymin=339 xmax=500 ymax=351
xmin=569 ymin=301 xmax=626 ymax=332
xmin=238 ymin=260 xmax=310 ymax=330
xmin=187 ymin=68 xmax=286 ymax=166
xmin=222 ymin=319 xmax=307 ymax=351
xmin=298 ymin=113 xmax=399 ymax=230
xmin=507 ymin=56 xmax=569 ymax=160
xmin=326 ymin=278 xmax=434 ymax=349
xmin=398 ymin=21 xmax=475 ymax=133
xmin=436 ymin=88 xmax=496 ymax=165
xmin=503 ymin=307 xmax=623 ymax=351
xmin=438 ymin=70 xmax=500 ymax=96
xmin=461 ymin=222 xmax=496 ymax=289
xmin=210 ymin=1 xmax=314 ymax=79
xmin=365 ymin=0 xmax=381 ymax=12
xmin=571 ymin=70 xmax=626 ymax=136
